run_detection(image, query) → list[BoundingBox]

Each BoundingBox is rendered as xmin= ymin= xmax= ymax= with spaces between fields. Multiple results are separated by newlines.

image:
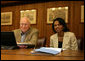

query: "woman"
xmin=50 ymin=18 xmax=78 ymax=50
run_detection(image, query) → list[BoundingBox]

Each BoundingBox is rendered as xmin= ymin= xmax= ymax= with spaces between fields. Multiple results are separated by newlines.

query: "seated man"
xmin=13 ymin=17 xmax=39 ymax=48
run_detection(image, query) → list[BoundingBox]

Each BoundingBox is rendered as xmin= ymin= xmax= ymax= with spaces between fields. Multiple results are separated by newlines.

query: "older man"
xmin=13 ymin=17 xmax=39 ymax=48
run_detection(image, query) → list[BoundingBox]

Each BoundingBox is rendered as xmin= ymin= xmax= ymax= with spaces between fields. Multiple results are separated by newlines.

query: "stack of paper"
xmin=17 ymin=43 xmax=29 ymax=46
xmin=17 ymin=43 xmax=29 ymax=45
xmin=34 ymin=47 xmax=62 ymax=55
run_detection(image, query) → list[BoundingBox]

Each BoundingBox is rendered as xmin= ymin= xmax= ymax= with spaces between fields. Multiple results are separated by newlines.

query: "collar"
xmin=21 ymin=27 xmax=31 ymax=35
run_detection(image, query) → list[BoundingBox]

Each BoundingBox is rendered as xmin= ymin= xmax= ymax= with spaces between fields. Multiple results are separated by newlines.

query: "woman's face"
xmin=54 ymin=21 xmax=64 ymax=33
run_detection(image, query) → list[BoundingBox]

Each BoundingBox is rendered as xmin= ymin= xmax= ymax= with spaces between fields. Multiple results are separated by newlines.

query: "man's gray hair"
xmin=20 ymin=17 xmax=31 ymax=24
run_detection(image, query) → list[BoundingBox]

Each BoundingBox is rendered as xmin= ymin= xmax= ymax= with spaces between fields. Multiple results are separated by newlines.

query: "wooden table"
xmin=1 ymin=49 xmax=84 ymax=60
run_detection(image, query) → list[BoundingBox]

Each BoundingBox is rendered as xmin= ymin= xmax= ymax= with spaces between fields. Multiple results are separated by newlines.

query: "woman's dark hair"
xmin=52 ymin=18 xmax=69 ymax=33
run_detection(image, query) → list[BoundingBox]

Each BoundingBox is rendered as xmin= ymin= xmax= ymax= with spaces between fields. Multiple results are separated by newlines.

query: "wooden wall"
xmin=1 ymin=1 xmax=84 ymax=48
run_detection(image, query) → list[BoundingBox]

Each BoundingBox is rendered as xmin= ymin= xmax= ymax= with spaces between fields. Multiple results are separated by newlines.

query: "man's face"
xmin=20 ymin=18 xmax=30 ymax=33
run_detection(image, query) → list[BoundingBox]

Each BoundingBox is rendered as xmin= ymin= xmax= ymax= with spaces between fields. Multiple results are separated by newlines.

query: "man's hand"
xmin=17 ymin=41 xmax=20 ymax=44
xmin=18 ymin=45 xmax=28 ymax=49
xmin=17 ymin=42 xmax=28 ymax=49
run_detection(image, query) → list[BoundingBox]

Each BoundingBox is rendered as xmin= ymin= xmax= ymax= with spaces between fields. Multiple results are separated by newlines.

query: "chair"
xmin=76 ymin=36 xmax=83 ymax=50
xmin=35 ymin=37 xmax=46 ymax=49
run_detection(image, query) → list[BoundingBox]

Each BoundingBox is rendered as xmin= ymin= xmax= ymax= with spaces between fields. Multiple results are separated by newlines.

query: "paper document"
xmin=17 ymin=43 xmax=30 ymax=46
xmin=17 ymin=43 xmax=29 ymax=44
xmin=34 ymin=47 xmax=62 ymax=55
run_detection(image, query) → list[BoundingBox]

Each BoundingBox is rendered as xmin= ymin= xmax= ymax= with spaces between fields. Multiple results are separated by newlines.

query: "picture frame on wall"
xmin=1 ymin=12 xmax=12 ymax=25
xmin=81 ymin=5 xmax=84 ymax=23
xmin=47 ymin=7 xmax=68 ymax=24
xmin=20 ymin=9 xmax=36 ymax=24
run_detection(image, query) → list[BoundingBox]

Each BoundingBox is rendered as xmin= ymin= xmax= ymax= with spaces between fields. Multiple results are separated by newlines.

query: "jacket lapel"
xmin=24 ymin=28 xmax=32 ymax=42
xmin=62 ymin=32 xmax=70 ymax=49
xmin=18 ymin=30 xmax=21 ymax=42
xmin=53 ymin=34 xmax=58 ymax=48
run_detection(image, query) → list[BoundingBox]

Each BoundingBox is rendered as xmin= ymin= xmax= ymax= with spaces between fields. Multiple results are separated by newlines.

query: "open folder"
xmin=33 ymin=47 xmax=62 ymax=55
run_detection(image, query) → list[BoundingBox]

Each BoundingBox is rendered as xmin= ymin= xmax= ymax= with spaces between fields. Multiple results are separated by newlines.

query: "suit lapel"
xmin=24 ymin=28 xmax=32 ymax=42
xmin=24 ymin=34 xmax=30 ymax=42
xmin=53 ymin=34 xmax=58 ymax=48
xmin=18 ymin=30 xmax=21 ymax=42
xmin=62 ymin=32 xmax=70 ymax=49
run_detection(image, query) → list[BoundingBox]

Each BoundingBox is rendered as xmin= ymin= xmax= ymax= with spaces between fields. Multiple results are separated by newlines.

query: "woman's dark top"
xmin=58 ymin=41 xmax=63 ymax=48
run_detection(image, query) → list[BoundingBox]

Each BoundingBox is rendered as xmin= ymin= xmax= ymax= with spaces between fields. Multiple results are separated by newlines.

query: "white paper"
xmin=34 ymin=47 xmax=62 ymax=55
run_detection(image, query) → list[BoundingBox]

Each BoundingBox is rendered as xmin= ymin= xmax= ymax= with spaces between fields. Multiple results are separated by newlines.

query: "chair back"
xmin=35 ymin=37 xmax=46 ymax=49
xmin=76 ymin=36 xmax=83 ymax=50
